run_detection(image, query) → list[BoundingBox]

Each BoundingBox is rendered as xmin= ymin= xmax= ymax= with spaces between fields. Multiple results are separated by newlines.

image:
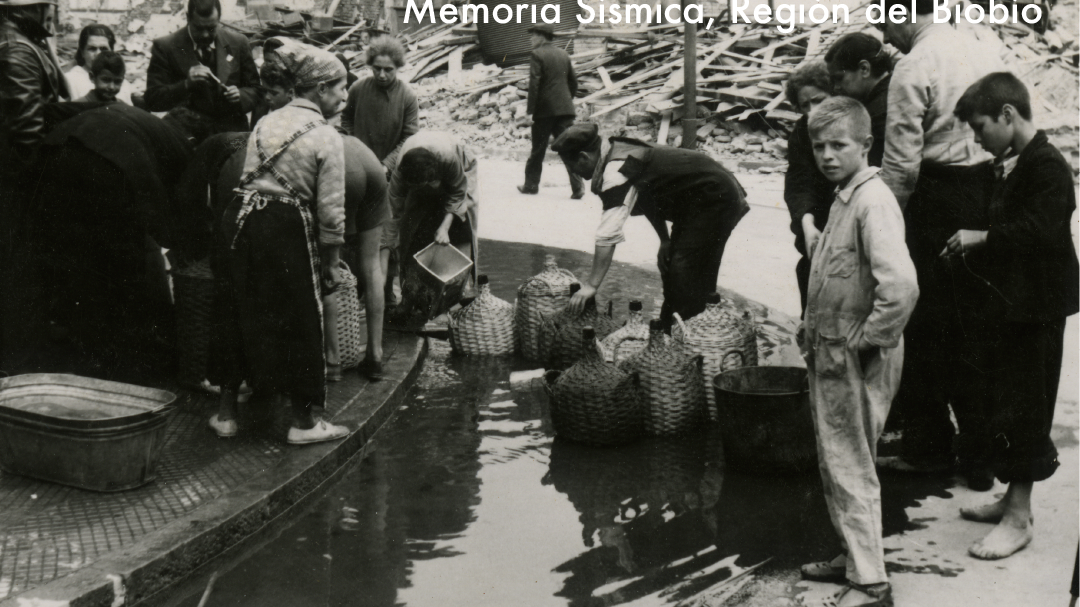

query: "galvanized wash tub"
xmin=0 ymin=374 xmax=176 ymax=492
xmin=712 ymin=367 xmax=817 ymax=474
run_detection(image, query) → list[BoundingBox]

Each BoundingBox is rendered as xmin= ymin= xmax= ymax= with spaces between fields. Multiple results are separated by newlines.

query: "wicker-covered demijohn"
xmin=449 ymin=274 xmax=515 ymax=356
xmin=545 ymin=327 xmax=644 ymax=447
xmin=672 ymin=292 xmax=757 ymax=421
xmin=330 ymin=262 xmax=365 ymax=369
xmin=618 ymin=319 xmax=707 ymax=437
xmin=173 ymin=257 xmax=215 ymax=388
xmin=600 ymin=300 xmax=649 ymax=364
xmin=514 ymin=255 xmax=578 ymax=361
xmin=540 ymin=283 xmax=619 ymax=370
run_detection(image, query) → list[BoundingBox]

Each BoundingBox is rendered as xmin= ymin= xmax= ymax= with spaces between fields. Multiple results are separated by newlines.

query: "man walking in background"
xmin=518 ymin=24 xmax=583 ymax=199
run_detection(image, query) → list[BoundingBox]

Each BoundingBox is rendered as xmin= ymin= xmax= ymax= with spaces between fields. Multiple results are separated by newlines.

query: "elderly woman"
xmin=65 ymin=23 xmax=133 ymax=104
xmin=824 ymin=33 xmax=892 ymax=167
xmin=215 ymin=40 xmax=351 ymax=445
xmin=24 ymin=104 xmax=194 ymax=380
xmin=386 ymin=130 xmax=478 ymax=328
xmin=782 ymin=61 xmax=834 ymax=314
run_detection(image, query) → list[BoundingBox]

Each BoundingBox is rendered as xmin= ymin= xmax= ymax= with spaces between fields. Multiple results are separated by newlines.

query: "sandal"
xmin=800 ymin=559 xmax=847 ymax=583
xmin=835 ymin=582 xmax=892 ymax=607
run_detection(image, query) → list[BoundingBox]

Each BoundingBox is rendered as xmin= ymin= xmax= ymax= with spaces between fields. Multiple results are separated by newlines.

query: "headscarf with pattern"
xmin=263 ymin=37 xmax=345 ymax=89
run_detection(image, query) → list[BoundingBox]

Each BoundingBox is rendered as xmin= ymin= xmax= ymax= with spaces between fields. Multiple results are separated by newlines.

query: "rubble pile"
xmin=401 ymin=3 xmax=1079 ymax=170
xmin=57 ymin=0 xmax=1079 ymax=171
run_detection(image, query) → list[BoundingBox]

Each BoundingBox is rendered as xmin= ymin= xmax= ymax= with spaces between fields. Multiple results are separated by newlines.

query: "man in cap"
xmin=554 ymin=123 xmax=749 ymax=328
xmin=518 ymin=23 xmax=583 ymax=199
xmin=144 ymin=0 xmax=259 ymax=134
xmin=876 ymin=0 xmax=1007 ymax=487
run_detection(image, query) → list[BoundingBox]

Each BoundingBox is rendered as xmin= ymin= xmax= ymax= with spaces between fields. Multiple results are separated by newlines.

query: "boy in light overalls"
xmin=798 ymin=97 xmax=919 ymax=607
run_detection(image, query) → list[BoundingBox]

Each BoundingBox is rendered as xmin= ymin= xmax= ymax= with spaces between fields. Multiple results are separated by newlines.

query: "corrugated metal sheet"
xmin=476 ymin=0 xmax=580 ymax=67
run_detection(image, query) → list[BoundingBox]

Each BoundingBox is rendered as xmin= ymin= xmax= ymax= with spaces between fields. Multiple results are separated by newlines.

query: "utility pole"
xmin=680 ymin=0 xmax=698 ymax=149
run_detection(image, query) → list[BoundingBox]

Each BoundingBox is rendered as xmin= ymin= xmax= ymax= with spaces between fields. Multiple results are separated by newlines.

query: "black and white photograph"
xmin=0 ymin=0 xmax=1076 ymax=604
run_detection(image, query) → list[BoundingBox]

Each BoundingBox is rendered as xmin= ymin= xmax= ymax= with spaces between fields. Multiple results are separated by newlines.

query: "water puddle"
xmin=173 ymin=242 xmax=958 ymax=607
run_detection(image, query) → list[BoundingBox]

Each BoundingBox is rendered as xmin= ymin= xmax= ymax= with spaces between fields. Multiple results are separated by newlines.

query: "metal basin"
xmin=0 ymin=374 xmax=176 ymax=491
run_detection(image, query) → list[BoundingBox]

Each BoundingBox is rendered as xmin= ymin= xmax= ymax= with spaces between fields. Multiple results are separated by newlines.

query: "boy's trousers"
xmin=807 ymin=335 xmax=903 ymax=586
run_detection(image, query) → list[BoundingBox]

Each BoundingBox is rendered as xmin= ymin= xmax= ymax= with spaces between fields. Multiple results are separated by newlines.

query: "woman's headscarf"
xmin=262 ymin=37 xmax=345 ymax=89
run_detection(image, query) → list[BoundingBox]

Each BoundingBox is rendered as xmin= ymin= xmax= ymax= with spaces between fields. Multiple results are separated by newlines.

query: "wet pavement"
xmin=166 ymin=240 xmax=975 ymax=607
xmin=0 ymin=332 xmax=425 ymax=607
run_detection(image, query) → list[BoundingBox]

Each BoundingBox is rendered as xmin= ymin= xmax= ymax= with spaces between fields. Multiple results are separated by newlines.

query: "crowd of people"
xmin=0 ymin=0 xmax=476 ymax=444
xmin=778 ymin=1 xmax=1078 ymax=604
xmin=0 ymin=0 xmax=1077 ymax=601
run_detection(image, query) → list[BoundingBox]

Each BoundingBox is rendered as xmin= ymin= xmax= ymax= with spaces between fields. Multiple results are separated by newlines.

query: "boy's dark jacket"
xmin=980 ymin=130 xmax=1079 ymax=323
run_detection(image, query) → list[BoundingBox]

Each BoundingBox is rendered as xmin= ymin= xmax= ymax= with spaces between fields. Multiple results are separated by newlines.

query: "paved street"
xmin=477 ymin=156 xmax=1080 ymax=607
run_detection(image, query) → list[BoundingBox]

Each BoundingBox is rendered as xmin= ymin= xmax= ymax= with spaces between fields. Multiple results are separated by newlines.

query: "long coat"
xmin=144 ymin=26 xmax=260 ymax=133
xmin=527 ymin=41 xmax=577 ymax=118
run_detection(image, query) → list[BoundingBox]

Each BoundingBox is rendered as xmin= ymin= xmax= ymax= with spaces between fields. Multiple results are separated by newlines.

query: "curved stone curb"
xmin=1 ymin=335 xmax=428 ymax=607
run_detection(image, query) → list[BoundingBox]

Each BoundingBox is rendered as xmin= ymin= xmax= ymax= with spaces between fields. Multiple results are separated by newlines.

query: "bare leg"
xmin=360 ymin=227 xmax=385 ymax=365
xmin=968 ymin=481 xmax=1035 ymax=559
xmin=323 ymin=293 xmax=341 ymax=379
xmin=216 ymin=385 xmax=239 ymax=421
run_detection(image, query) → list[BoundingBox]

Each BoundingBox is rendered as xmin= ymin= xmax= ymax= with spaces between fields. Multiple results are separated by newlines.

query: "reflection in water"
xmin=176 ymin=242 xmax=958 ymax=607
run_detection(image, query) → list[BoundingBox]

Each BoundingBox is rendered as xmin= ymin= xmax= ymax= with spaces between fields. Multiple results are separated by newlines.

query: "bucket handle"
xmin=722 ymin=351 xmax=744 ymax=371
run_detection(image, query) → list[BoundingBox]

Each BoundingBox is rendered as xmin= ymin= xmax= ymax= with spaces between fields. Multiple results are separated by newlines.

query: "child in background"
xmin=946 ymin=72 xmax=1079 ymax=560
xmin=76 ymin=50 xmax=126 ymax=103
xmin=798 ymin=96 xmax=919 ymax=607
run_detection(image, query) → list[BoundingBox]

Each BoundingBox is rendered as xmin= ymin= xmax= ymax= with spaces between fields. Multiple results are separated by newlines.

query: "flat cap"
xmin=527 ymin=24 xmax=556 ymax=37
xmin=550 ymin=122 xmax=599 ymax=155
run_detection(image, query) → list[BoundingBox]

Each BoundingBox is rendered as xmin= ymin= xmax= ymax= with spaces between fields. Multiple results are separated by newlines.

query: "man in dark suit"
xmin=518 ymin=24 xmax=583 ymax=199
xmin=144 ymin=0 xmax=259 ymax=134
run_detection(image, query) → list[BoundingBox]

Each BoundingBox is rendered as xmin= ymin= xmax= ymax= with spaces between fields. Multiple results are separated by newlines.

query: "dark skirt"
xmin=222 ymin=196 xmax=325 ymax=407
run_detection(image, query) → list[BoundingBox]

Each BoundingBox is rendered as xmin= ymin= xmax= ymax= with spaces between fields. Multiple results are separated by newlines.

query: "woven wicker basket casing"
xmin=672 ymin=294 xmax=757 ymax=421
xmin=173 ymin=258 xmax=214 ymax=388
xmin=545 ymin=329 xmax=644 ymax=447
xmin=449 ymin=276 xmax=515 ymax=356
xmin=540 ymin=296 xmax=619 ymax=370
xmin=600 ymin=301 xmax=649 ymax=363
xmin=617 ymin=321 xmax=707 ymax=437
xmin=331 ymin=262 xmax=365 ymax=369
xmin=514 ymin=256 xmax=578 ymax=361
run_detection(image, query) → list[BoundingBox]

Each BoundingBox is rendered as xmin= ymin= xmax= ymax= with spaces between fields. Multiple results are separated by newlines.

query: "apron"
xmin=228 ymin=119 xmax=326 ymax=318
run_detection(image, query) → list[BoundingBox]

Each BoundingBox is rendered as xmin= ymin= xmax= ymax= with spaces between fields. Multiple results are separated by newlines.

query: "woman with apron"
xmin=210 ymin=40 xmax=350 ymax=445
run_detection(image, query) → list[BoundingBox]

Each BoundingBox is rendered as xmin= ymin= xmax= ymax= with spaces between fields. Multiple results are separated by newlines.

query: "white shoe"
xmin=287 ymin=419 xmax=350 ymax=445
xmin=209 ymin=414 xmax=238 ymax=438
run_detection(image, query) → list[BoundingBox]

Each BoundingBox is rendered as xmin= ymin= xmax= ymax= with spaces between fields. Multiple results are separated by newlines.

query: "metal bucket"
xmin=0 ymin=374 xmax=176 ymax=491
xmin=712 ymin=367 xmax=817 ymax=474
xmin=414 ymin=242 xmax=474 ymax=319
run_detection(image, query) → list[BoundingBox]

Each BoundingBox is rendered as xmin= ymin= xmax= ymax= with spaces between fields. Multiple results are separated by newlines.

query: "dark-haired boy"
xmin=76 ymin=51 xmax=126 ymax=103
xmin=799 ymin=97 xmax=918 ymax=607
xmin=944 ymin=72 xmax=1079 ymax=560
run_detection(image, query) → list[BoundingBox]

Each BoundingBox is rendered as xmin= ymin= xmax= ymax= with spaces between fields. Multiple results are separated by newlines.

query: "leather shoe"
xmin=800 ymin=559 xmax=847 ymax=583
xmin=570 ymin=190 xmax=585 ymax=200
xmin=360 ymin=357 xmax=385 ymax=381
xmin=326 ymin=363 xmax=343 ymax=382
xmin=517 ymin=185 xmax=539 ymax=195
